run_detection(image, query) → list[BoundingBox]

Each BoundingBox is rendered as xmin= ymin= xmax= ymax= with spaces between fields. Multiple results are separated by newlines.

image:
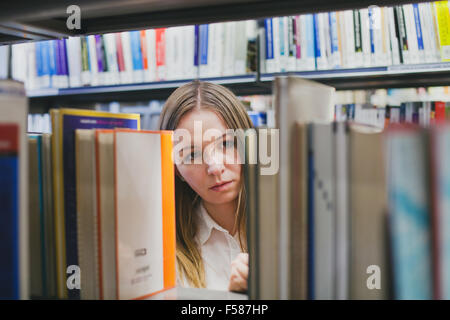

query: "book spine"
xmin=234 ymin=21 xmax=247 ymax=75
xmin=140 ymin=30 xmax=150 ymax=82
xmin=155 ymin=28 xmax=166 ymax=81
xmin=59 ymin=40 xmax=69 ymax=88
xmin=199 ymin=24 xmax=209 ymax=77
xmin=264 ymin=19 xmax=274 ymax=73
xmin=94 ymin=35 xmax=105 ymax=85
xmin=87 ymin=36 xmax=99 ymax=86
xmin=54 ymin=40 xmax=62 ymax=88
xmin=271 ymin=17 xmax=280 ymax=73
xmin=287 ymin=16 xmax=296 ymax=71
xmin=329 ymin=12 xmax=341 ymax=69
xmin=145 ymin=29 xmax=157 ymax=82
xmin=396 ymin=6 xmax=409 ymax=64
xmin=404 ymin=4 xmax=420 ymax=64
xmin=353 ymin=10 xmax=363 ymax=67
xmin=429 ymin=2 xmax=443 ymax=62
xmin=388 ymin=7 xmax=401 ymax=65
xmin=304 ymin=15 xmax=316 ymax=71
xmin=48 ymin=41 xmax=57 ymax=88
xmin=120 ymin=32 xmax=134 ymax=84
xmin=115 ymin=33 xmax=126 ymax=84
xmin=417 ymin=3 xmax=433 ymax=63
xmin=435 ymin=1 xmax=450 ymax=61
xmin=66 ymin=38 xmax=81 ymax=88
xmin=105 ymin=34 xmax=121 ymax=85
xmin=80 ymin=37 xmax=91 ymax=86
xmin=129 ymin=31 xmax=144 ymax=83
xmin=344 ymin=10 xmax=355 ymax=68
xmin=294 ymin=16 xmax=303 ymax=71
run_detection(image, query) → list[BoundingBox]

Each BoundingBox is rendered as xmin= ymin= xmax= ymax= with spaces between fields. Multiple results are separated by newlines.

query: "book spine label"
xmin=353 ymin=10 xmax=363 ymax=67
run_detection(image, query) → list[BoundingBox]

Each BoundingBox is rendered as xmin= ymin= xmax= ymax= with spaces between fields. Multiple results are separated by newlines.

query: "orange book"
xmin=113 ymin=129 xmax=175 ymax=300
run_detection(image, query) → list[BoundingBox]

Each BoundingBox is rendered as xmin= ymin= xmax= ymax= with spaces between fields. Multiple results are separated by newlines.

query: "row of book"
xmin=335 ymin=100 xmax=450 ymax=128
xmin=10 ymin=21 xmax=257 ymax=90
xmin=261 ymin=1 xmax=450 ymax=73
xmin=0 ymin=80 xmax=177 ymax=299
xmin=246 ymin=76 xmax=450 ymax=299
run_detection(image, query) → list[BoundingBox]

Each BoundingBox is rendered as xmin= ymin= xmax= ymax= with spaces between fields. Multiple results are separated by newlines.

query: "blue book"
xmin=369 ymin=7 xmax=375 ymax=54
xmin=48 ymin=41 xmax=57 ymax=87
xmin=305 ymin=15 xmax=316 ymax=60
xmin=313 ymin=14 xmax=321 ymax=69
xmin=386 ymin=127 xmax=432 ymax=299
xmin=40 ymin=41 xmax=50 ymax=86
xmin=0 ymin=124 xmax=19 ymax=300
xmin=59 ymin=40 xmax=69 ymax=81
xmin=413 ymin=4 xmax=424 ymax=51
xmin=130 ymin=31 xmax=143 ymax=71
xmin=52 ymin=109 xmax=140 ymax=299
xmin=264 ymin=19 xmax=274 ymax=61
xmin=194 ymin=25 xmax=199 ymax=67
xmin=200 ymin=24 xmax=208 ymax=65
xmin=35 ymin=42 xmax=43 ymax=78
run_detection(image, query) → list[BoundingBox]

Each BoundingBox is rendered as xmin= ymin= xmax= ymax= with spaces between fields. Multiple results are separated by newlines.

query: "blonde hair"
xmin=158 ymin=80 xmax=254 ymax=288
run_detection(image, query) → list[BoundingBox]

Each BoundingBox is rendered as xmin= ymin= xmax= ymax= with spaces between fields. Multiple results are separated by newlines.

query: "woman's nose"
xmin=205 ymin=149 xmax=225 ymax=176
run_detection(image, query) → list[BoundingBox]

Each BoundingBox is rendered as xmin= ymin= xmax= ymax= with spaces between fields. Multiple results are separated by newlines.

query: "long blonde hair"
xmin=158 ymin=80 xmax=254 ymax=288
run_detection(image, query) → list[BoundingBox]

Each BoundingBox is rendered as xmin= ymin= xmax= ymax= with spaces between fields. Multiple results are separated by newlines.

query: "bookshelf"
xmin=0 ymin=0 xmax=420 ymax=44
xmin=26 ymin=62 xmax=450 ymax=109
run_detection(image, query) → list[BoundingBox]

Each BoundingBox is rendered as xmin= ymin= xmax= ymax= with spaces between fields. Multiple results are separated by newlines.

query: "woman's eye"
xmin=223 ymin=140 xmax=234 ymax=149
xmin=184 ymin=151 xmax=200 ymax=162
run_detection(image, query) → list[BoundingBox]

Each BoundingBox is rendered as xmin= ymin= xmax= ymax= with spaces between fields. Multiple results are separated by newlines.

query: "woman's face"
xmin=175 ymin=108 xmax=242 ymax=205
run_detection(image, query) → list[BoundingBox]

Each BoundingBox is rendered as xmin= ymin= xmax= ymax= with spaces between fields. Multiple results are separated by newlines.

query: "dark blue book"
xmin=0 ymin=124 xmax=19 ymax=300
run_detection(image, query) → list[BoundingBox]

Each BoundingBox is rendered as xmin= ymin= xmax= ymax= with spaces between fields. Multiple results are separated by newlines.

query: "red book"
xmin=0 ymin=123 xmax=18 ymax=154
xmin=115 ymin=33 xmax=125 ymax=73
xmin=140 ymin=30 xmax=148 ymax=71
xmin=435 ymin=101 xmax=446 ymax=123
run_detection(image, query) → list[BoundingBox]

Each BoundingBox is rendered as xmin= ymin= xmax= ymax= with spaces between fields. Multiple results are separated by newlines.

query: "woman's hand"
xmin=228 ymin=253 xmax=249 ymax=292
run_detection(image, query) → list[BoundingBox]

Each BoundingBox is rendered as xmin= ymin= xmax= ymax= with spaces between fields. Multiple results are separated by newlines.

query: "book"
xmin=349 ymin=124 xmax=388 ymax=299
xmin=385 ymin=124 xmax=432 ymax=299
xmin=75 ymin=129 xmax=100 ymax=300
xmin=0 ymin=80 xmax=29 ymax=300
xmin=50 ymin=109 xmax=140 ymax=299
xmin=28 ymin=135 xmax=45 ymax=299
xmin=113 ymin=129 xmax=175 ymax=299
xmin=0 ymin=123 xmax=20 ymax=299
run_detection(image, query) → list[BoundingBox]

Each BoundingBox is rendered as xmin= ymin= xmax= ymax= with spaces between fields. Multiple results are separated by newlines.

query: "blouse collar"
xmin=196 ymin=200 xmax=233 ymax=246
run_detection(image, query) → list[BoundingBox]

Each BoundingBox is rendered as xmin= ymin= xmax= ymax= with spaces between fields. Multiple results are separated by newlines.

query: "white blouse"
xmin=177 ymin=201 xmax=243 ymax=291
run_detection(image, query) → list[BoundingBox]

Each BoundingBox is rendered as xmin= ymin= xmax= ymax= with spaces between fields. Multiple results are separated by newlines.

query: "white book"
xmin=145 ymin=29 xmax=157 ymax=82
xmin=24 ymin=42 xmax=37 ymax=91
xmin=103 ymin=33 xmax=120 ymax=85
xmin=360 ymin=9 xmax=372 ymax=67
xmin=387 ymin=7 xmax=401 ymax=65
xmin=338 ymin=12 xmax=348 ymax=68
xmin=381 ymin=8 xmax=391 ymax=66
xmin=286 ymin=17 xmax=296 ymax=71
xmin=11 ymin=44 xmax=27 ymax=84
xmin=209 ymin=23 xmax=223 ymax=77
xmin=322 ymin=13 xmax=333 ymax=69
xmin=0 ymin=45 xmax=9 ymax=79
xmin=182 ymin=26 xmax=197 ymax=79
xmin=87 ymin=36 xmax=99 ymax=86
xmin=418 ymin=3 xmax=434 ymax=63
xmin=316 ymin=13 xmax=329 ymax=70
xmin=120 ymin=32 xmax=134 ymax=84
xmin=165 ymin=27 xmax=176 ymax=80
xmin=403 ymin=4 xmax=420 ymax=64
xmin=0 ymin=80 xmax=29 ymax=299
xmin=424 ymin=2 xmax=441 ymax=63
xmin=371 ymin=6 xmax=384 ymax=66
xmin=223 ymin=22 xmax=236 ymax=76
xmin=353 ymin=11 xmax=364 ymax=68
xmin=272 ymin=17 xmax=281 ymax=73
xmin=66 ymin=37 xmax=82 ymax=87
xmin=234 ymin=21 xmax=247 ymax=75
xmin=114 ymin=130 xmax=175 ymax=300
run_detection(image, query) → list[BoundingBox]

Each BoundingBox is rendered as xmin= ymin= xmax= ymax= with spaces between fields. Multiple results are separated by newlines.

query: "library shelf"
xmin=260 ymin=63 xmax=450 ymax=90
xmin=0 ymin=0 xmax=423 ymax=45
xmin=26 ymin=63 xmax=450 ymax=109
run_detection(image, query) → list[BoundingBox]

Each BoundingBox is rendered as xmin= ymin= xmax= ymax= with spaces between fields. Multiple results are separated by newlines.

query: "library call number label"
xmin=181 ymin=304 xmax=268 ymax=317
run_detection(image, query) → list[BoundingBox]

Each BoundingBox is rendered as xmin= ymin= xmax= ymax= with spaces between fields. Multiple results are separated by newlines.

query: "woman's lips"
xmin=210 ymin=181 xmax=233 ymax=192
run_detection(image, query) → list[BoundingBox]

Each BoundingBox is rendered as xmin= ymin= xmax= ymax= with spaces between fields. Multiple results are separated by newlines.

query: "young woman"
xmin=158 ymin=80 xmax=253 ymax=292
